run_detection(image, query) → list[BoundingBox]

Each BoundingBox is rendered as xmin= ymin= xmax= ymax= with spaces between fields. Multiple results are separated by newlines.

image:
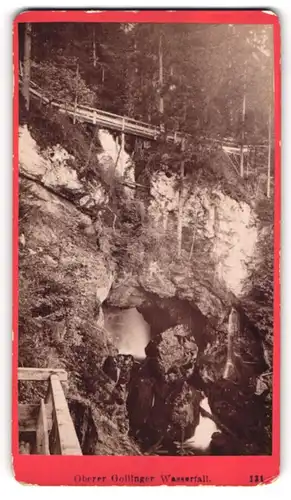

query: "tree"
xmin=242 ymin=198 xmax=274 ymax=367
xmin=22 ymin=23 xmax=32 ymax=111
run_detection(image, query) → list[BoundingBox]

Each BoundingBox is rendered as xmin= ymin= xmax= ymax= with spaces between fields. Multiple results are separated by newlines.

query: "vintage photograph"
xmin=17 ymin=20 xmax=274 ymax=457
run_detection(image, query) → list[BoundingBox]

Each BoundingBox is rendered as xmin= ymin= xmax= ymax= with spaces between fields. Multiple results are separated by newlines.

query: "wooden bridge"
xmin=19 ymin=68 xmax=270 ymax=182
xmin=19 ymin=70 xmax=256 ymax=149
xmin=21 ymin=73 xmax=183 ymax=144
xmin=18 ymin=367 xmax=82 ymax=455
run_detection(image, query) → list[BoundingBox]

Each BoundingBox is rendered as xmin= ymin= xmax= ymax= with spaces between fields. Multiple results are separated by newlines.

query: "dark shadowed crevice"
xmin=137 ymin=295 xmax=210 ymax=349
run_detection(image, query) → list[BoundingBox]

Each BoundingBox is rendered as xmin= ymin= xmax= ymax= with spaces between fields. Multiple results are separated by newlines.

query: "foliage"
xmin=19 ymin=22 xmax=273 ymax=143
xmin=31 ymin=59 xmax=97 ymax=106
xmin=242 ymin=198 xmax=274 ymax=345
xmin=18 ymin=182 xmax=114 ymax=404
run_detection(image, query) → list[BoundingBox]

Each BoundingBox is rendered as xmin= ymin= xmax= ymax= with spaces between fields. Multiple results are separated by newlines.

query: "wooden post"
xmin=36 ymin=399 xmax=50 ymax=454
xmin=73 ymin=63 xmax=79 ymax=125
xmin=49 ymin=375 xmax=82 ymax=455
xmin=267 ymin=103 xmax=272 ymax=199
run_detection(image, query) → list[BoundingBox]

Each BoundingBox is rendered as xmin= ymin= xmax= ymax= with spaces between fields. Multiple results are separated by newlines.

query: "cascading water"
xmin=103 ymin=307 xmax=151 ymax=360
xmin=183 ymin=397 xmax=220 ymax=452
xmin=97 ymin=129 xmax=135 ymax=192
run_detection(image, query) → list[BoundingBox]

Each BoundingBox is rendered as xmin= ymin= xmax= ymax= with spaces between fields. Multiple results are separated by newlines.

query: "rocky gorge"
xmin=18 ymin=109 xmax=272 ymax=457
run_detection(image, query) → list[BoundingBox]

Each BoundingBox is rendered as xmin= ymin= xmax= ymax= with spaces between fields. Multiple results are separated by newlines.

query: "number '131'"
xmin=250 ymin=475 xmax=264 ymax=483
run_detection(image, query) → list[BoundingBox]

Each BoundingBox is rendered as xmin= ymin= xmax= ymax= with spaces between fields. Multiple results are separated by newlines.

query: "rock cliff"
xmin=18 ymin=122 xmax=271 ymax=455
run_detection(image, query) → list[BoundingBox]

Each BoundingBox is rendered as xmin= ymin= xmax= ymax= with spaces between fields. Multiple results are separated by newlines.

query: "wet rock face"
xmin=197 ymin=310 xmax=268 ymax=386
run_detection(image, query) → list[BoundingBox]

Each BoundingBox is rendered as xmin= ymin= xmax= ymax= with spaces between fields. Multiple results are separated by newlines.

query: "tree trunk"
xmin=159 ymin=33 xmax=164 ymax=125
xmin=73 ymin=63 xmax=79 ymax=125
xmin=189 ymin=223 xmax=196 ymax=261
xmin=22 ymin=23 xmax=32 ymax=112
xmin=120 ymin=130 xmax=125 ymax=174
xmin=267 ymin=103 xmax=272 ymax=198
xmin=162 ymin=213 xmax=168 ymax=232
xmin=239 ymin=93 xmax=246 ymax=178
xmin=177 ymin=139 xmax=185 ymax=258
xmin=92 ymin=27 xmax=97 ymax=68
xmin=240 ymin=66 xmax=247 ymax=178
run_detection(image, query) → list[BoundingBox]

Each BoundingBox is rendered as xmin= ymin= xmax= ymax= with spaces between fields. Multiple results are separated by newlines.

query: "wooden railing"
xmin=18 ymin=368 xmax=82 ymax=455
xmin=20 ymin=71 xmax=261 ymax=152
xmin=20 ymin=73 xmax=182 ymax=143
xmin=19 ymin=67 xmax=269 ymax=179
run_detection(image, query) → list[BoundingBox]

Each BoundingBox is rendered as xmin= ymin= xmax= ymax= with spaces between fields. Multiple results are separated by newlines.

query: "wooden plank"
xmin=18 ymin=367 xmax=68 ymax=382
xmin=36 ymin=399 xmax=50 ymax=455
xmin=49 ymin=375 xmax=82 ymax=455
xmin=19 ymin=404 xmax=38 ymax=431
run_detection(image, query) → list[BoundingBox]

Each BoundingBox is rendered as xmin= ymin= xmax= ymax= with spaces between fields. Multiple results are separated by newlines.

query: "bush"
xmin=31 ymin=60 xmax=97 ymax=107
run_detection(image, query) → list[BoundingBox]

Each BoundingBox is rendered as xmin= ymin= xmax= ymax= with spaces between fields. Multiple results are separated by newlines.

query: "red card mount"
xmin=12 ymin=9 xmax=280 ymax=486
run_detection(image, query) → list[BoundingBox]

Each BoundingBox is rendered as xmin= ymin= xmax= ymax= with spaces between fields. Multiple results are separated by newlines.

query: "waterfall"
xmin=104 ymin=307 xmax=150 ymax=360
xmin=183 ymin=397 xmax=220 ymax=452
xmin=223 ymin=307 xmax=239 ymax=380
xmin=97 ymin=129 xmax=135 ymax=185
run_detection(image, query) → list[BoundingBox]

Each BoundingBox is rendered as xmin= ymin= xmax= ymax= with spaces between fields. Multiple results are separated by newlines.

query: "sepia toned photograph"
xmin=17 ymin=18 xmax=275 ymax=460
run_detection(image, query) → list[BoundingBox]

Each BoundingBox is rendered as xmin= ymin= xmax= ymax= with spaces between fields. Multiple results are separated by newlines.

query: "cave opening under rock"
xmin=103 ymin=306 xmax=151 ymax=360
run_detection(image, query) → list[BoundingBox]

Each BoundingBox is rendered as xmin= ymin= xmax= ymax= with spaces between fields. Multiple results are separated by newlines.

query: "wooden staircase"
xmin=18 ymin=368 xmax=82 ymax=455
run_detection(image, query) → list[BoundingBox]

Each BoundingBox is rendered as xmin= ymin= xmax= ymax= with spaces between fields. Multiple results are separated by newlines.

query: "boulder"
xmin=145 ymin=325 xmax=198 ymax=380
